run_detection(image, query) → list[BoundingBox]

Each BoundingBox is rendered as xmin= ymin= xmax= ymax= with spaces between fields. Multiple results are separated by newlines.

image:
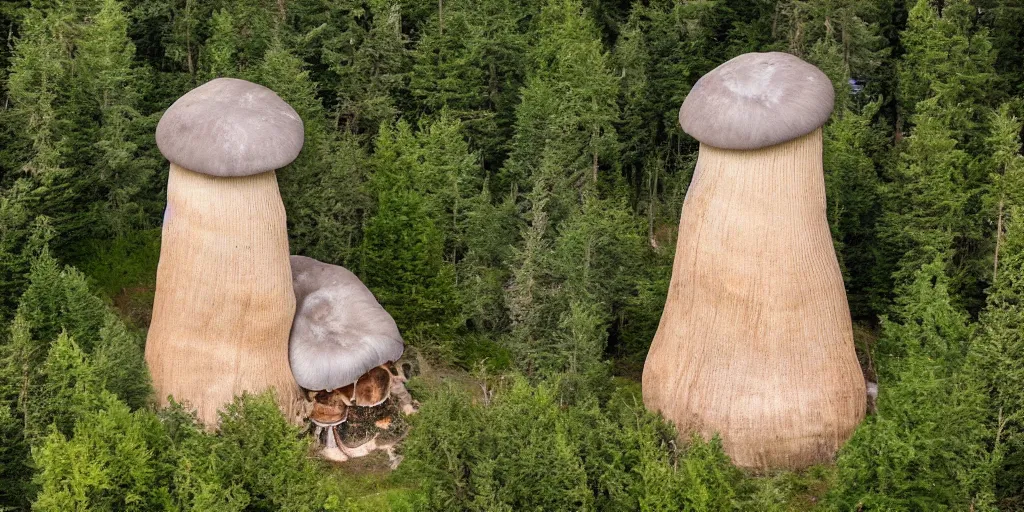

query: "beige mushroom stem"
xmin=147 ymin=164 xmax=302 ymax=425
xmin=146 ymin=78 xmax=306 ymax=426
xmin=642 ymin=52 xmax=865 ymax=470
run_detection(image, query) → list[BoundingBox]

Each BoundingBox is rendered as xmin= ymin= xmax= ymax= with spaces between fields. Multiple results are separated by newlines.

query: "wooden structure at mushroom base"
xmin=289 ymin=255 xmax=415 ymax=463
xmin=146 ymin=78 xmax=305 ymax=425
xmin=641 ymin=52 xmax=866 ymax=470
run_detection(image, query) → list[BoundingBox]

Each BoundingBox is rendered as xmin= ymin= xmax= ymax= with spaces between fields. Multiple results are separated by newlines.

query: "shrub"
xmin=400 ymin=377 xmax=744 ymax=511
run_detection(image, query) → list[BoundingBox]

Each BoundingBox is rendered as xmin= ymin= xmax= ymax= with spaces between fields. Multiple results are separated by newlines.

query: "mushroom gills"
xmin=309 ymin=400 xmax=348 ymax=426
xmin=302 ymin=362 xmax=416 ymax=462
xmin=354 ymin=366 xmax=393 ymax=407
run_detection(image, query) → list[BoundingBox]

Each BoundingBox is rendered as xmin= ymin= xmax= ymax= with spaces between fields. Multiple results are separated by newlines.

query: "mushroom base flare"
xmin=642 ymin=130 xmax=866 ymax=469
xmin=145 ymin=164 xmax=302 ymax=425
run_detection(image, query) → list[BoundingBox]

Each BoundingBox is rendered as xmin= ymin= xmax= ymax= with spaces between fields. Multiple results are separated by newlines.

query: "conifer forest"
xmin=2 ymin=0 xmax=1024 ymax=510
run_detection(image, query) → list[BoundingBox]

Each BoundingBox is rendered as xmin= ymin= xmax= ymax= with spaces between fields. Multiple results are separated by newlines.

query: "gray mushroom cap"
xmin=156 ymin=78 xmax=304 ymax=177
xmin=679 ymin=52 xmax=834 ymax=150
xmin=288 ymin=255 xmax=404 ymax=391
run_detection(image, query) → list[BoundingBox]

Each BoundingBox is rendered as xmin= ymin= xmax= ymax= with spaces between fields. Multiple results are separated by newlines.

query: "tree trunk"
xmin=994 ymin=196 xmax=1005 ymax=281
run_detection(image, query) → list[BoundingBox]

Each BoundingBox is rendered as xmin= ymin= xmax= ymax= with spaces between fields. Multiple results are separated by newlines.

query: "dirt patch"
xmin=112 ymin=285 xmax=155 ymax=329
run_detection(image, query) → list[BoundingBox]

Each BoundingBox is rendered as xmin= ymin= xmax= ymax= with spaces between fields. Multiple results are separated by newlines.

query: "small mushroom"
xmin=288 ymin=255 xmax=406 ymax=458
xmin=309 ymin=400 xmax=348 ymax=426
xmin=354 ymin=366 xmax=393 ymax=407
xmin=145 ymin=78 xmax=305 ymax=425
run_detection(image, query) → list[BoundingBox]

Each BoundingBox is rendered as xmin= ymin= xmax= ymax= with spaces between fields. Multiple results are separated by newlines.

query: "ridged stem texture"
xmin=642 ymin=129 xmax=865 ymax=469
xmin=146 ymin=164 xmax=302 ymax=425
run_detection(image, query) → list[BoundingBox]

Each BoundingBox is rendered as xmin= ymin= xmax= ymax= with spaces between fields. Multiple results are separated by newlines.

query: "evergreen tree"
xmin=254 ymin=41 xmax=369 ymax=266
xmin=983 ymin=104 xmax=1024 ymax=284
xmin=0 ymin=208 xmax=51 ymax=320
xmin=25 ymin=332 xmax=108 ymax=442
xmin=171 ymin=393 xmax=329 ymax=511
xmin=202 ymin=7 xmax=241 ymax=77
xmin=0 ymin=402 xmax=30 ymax=509
xmin=823 ymin=100 xmax=885 ymax=317
xmin=968 ymin=208 xmax=1024 ymax=501
xmin=456 ymin=186 xmax=518 ymax=333
xmin=360 ymin=118 xmax=479 ymax=350
xmin=2 ymin=248 xmax=149 ymax=446
xmin=977 ymin=0 xmax=1024 ymax=97
xmin=897 ymin=0 xmax=996 ymax=143
xmin=401 ymin=378 xmax=745 ymax=511
xmin=283 ymin=0 xmax=365 ymax=105
xmin=2 ymin=6 xmax=78 ymax=243
xmin=769 ymin=0 xmax=888 ymax=87
xmin=410 ymin=0 xmax=532 ymax=169
xmin=499 ymin=0 xmax=619 ymax=197
xmin=205 ymin=0 xmax=277 ymax=76
xmin=613 ymin=0 xmax=724 ymax=235
xmin=830 ymin=257 xmax=997 ymax=510
xmin=504 ymin=173 xmax=552 ymax=368
xmin=74 ymin=0 xmax=155 ymax=237
xmin=138 ymin=0 xmax=209 ymax=76
xmin=31 ymin=392 xmax=175 ymax=511
xmin=31 ymin=392 xmax=330 ymax=511
xmin=4 ymin=0 xmax=158 ymax=252
xmin=337 ymin=2 xmax=409 ymax=136
xmin=877 ymin=99 xmax=971 ymax=304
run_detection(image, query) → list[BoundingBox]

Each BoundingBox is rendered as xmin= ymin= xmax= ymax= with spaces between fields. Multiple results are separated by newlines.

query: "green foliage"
xmin=31 ymin=392 xmax=334 ymax=512
xmin=506 ymin=193 xmax=652 ymax=376
xmin=877 ymin=100 xmax=973 ymax=304
xmin=172 ymin=393 xmax=330 ymax=511
xmin=499 ymin=0 xmax=619 ymax=195
xmin=0 ymin=402 xmax=31 ymax=509
xmin=75 ymin=229 xmax=160 ymax=301
xmin=968 ymin=208 xmax=1024 ymax=502
xmin=898 ymin=0 xmax=996 ymax=137
xmin=979 ymin=0 xmax=1024 ymax=97
xmin=0 ymin=212 xmax=51 ymax=320
xmin=401 ymin=378 xmax=745 ymax=511
xmin=0 ymin=247 xmax=150 ymax=508
xmin=255 ymin=42 xmax=369 ymax=267
xmin=337 ymin=2 xmax=409 ymax=137
xmin=31 ymin=392 xmax=173 ymax=511
xmin=830 ymin=259 xmax=997 ymax=510
xmin=2 ymin=0 xmax=1024 ymax=507
xmin=823 ymin=100 xmax=885 ymax=316
xmin=410 ymin=0 xmax=532 ymax=168
xmin=2 ymin=0 xmax=161 ymax=259
xmin=984 ymin=104 xmax=1024 ymax=287
xmin=360 ymin=116 xmax=486 ymax=351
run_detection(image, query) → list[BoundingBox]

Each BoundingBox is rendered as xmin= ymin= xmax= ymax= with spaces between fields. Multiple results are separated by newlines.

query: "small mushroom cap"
xmin=354 ymin=366 xmax=393 ymax=407
xmin=156 ymin=78 xmax=304 ymax=177
xmin=289 ymin=256 xmax=404 ymax=392
xmin=679 ymin=52 xmax=834 ymax=150
xmin=310 ymin=401 xmax=348 ymax=426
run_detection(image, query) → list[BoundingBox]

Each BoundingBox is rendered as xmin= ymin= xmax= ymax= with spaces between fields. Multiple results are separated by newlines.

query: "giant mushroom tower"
xmin=642 ymin=52 xmax=866 ymax=469
xmin=146 ymin=78 xmax=305 ymax=425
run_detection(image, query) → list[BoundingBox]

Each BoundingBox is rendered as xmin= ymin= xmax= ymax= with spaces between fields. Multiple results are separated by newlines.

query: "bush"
xmin=399 ymin=377 xmax=744 ymax=511
xmin=31 ymin=392 xmax=337 ymax=512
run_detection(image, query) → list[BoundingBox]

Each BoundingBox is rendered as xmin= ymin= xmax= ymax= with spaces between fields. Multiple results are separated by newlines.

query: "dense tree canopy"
xmin=0 ymin=0 xmax=1022 ymax=509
